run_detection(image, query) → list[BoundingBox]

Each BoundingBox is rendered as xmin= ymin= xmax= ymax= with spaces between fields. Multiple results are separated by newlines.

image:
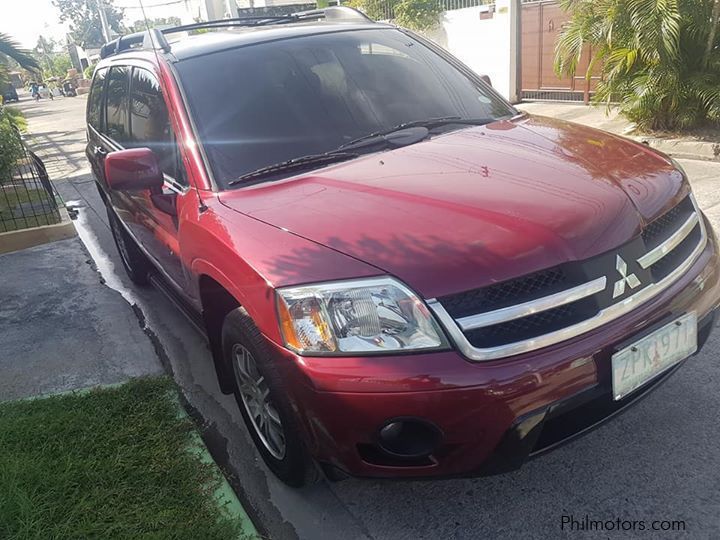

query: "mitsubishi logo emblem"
xmin=612 ymin=255 xmax=641 ymax=298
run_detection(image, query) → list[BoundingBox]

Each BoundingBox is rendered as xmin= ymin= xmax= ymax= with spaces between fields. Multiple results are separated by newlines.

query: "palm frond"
xmin=558 ymin=0 xmax=720 ymax=131
xmin=0 ymin=33 xmax=39 ymax=71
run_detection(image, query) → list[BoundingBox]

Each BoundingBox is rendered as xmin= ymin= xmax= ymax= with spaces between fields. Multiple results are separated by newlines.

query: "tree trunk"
xmin=705 ymin=0 xmax=720 ymax=67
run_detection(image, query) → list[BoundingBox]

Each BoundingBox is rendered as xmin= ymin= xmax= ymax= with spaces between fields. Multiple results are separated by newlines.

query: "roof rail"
xmin=98 ymin=7 xmax=373 ymax=60
xmin=99 ymin=28 xmax=170 ymax=59
xmin=162 ymin=16 xmax=297 ymax=35
xmin=285 ymin=6 xmax=373 ymax=23
xmin=163 ymin=6 xmax=372 ymax=35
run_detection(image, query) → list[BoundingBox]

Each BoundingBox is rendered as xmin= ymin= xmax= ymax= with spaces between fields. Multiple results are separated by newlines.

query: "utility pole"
xmin=97 ymin=0 xmax=112 ymax=43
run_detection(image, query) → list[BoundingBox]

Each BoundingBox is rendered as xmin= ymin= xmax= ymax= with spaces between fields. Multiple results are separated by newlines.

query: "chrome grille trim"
xmin=429 ymin=196 xmax=708 ymax=361
xmin=638 ymin=212 xmax=699 ymax=269
xmin=457 ymin=277 xmax=607 ymax=331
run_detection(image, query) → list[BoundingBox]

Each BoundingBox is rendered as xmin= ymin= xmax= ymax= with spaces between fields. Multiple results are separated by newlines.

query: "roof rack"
xmin=99 ymin=28 xmax=170 ymax=59
xmin=99 ymin=7 xmax=372 ymax=60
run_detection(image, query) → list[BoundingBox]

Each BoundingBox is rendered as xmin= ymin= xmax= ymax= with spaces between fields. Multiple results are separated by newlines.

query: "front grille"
xmin=464 ymin=304 xmax=580 ymax=349
xmin=431 ymin=195 xmax=707 ymax=361
xmin=440 ymin=267 xmax=571 ymax=319
xmin=649 ymin=225 xmax=702 ymax=281
xmin=641 ymin=196 xmax=694 ymax=250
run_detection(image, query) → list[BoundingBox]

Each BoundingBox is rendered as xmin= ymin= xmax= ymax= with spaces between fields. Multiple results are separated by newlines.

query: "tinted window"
xmin=105 ymin=66 xmax=130 ymax=142
xmin=87 ymin=68 xmax=107 ymax=130
xmin=176 ymin=29 xmax=515 ymax=188
xmin=128 ymin=67 xmax=180 ymax=181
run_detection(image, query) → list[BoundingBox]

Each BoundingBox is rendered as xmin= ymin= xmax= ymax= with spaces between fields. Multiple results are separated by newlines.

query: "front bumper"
xmin=271 ymin=226 xmax=720 ymax=479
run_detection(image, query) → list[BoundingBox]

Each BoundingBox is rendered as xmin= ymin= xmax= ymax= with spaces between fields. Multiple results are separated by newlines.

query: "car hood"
xmin=218 ymin=115 xmax=688 ymax=298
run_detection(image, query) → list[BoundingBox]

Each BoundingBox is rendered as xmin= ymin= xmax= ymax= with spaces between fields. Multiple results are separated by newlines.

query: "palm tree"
xmin=554 ymin=0 xmax=720 ymax=131
xmin=1 ymin=33 xmax=40 ymax=87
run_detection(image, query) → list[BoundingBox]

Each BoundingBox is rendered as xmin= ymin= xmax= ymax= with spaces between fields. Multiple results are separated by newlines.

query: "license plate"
xmin=612 ymin=313 xmax=697 ymax=401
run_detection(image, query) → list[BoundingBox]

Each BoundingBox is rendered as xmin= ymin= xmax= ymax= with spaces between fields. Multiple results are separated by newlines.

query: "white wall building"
xmin=180 ymin=0 xmax=237 ymax=22
xmin=424 ymin=0 xmax=519 ymax=102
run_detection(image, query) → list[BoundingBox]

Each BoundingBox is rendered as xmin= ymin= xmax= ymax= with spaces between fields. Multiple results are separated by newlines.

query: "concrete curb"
xmin=632 ymin=136 xmax=720 ymax=163
xmin=516 ymin=102 xmax=720 ymax=163
xmin=0 ymin=205 xmax=77 ymax=255
xmin=179 ymin=400 xmax=261 ymax=540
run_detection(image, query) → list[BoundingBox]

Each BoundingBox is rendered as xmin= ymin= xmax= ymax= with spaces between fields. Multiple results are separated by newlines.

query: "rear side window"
xmin=128 ymin=67 xmax=180 ymax=181
xmin=105 ymin=66 xmax=130 ymax=143
xmin=87 ymin=68 xmax=107 ymax=130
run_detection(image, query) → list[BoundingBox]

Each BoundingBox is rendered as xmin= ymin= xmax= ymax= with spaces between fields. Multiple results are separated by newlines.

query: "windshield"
xmin=176 ymin=28 xmax=516 ymax=188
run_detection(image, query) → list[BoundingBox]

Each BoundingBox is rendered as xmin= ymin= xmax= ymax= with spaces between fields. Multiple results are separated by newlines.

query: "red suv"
xmin=87 ymin=8 xmax=720 ymax=486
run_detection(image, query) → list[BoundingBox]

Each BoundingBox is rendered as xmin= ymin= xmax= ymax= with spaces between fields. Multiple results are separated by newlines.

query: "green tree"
xmin=50 ymin=54 xmax=73 ymax=78
xmin=128 ymin=16 xmax=182 ymax=33
xmin=555 ymin=0 xmax=720 ymax=131
xmin=52 ymin=0 xmax=125 ymax=48
xmin=33 ymin=36 xmax=73 ymax=79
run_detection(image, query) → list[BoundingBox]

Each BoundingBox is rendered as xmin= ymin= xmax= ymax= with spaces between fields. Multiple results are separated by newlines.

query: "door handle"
xmin=93 ymin=145 xmax=108 ymax=158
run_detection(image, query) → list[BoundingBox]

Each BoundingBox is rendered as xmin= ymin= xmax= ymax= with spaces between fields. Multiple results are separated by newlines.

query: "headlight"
xmin=276 ymin=277 xmax=448 ymax=354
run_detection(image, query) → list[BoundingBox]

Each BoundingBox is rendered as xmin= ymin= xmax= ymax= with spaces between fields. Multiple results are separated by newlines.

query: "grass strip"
xmin=0 ymin=377 xmax=253 ymax=540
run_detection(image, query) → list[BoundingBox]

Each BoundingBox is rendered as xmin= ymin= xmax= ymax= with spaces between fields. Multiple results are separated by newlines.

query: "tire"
xmin=106 ymin=206 xmax=151 ymax=286
xmin=222 ymin=307 xmax=315 ymax=487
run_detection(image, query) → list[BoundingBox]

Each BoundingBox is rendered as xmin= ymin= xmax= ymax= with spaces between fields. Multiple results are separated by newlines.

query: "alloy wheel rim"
xmin=232 ymin=343 xmax=286 ymax=460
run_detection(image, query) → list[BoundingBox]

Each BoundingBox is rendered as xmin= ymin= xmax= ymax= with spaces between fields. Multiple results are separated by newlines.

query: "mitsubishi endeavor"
xmin=86 ymin=7 xmax=720 ymax=486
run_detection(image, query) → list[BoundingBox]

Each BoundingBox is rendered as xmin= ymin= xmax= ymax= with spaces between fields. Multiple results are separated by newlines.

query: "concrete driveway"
xmin=14 ymin=93 xmax=720 ymax=539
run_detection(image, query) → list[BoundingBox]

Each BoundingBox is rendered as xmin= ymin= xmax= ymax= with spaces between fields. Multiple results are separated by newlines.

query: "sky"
xmin=0 ymin=0 xmax=188 ymax=49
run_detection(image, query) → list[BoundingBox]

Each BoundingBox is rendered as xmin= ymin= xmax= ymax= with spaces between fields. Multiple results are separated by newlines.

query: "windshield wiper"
xmin=227 ymin=151 xmax=358 ymax=186
xmin=337 ymin=116 xmax=496 ymax=150
xmin=227 ymin=117 xmax=496 ymax=186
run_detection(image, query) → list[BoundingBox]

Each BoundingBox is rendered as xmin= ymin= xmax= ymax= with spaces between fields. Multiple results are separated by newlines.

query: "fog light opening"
xmin=377 ymin=417 xmax=443 ymax=459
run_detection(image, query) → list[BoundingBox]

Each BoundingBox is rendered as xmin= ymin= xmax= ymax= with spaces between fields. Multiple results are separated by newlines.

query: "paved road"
xmin=0 ymin=237 xmax=163 ymax=400
xmin=16 ymin=93 xmax=720 ymax=539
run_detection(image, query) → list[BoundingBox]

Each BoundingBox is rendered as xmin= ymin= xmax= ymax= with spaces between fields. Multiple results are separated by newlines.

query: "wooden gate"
xmin=520 ymin=0 xmax=599 ymax=102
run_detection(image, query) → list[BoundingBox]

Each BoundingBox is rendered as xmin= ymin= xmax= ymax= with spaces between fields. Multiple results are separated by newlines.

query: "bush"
xmin=0 ymin=108 xmax=24 ymax=182
xmin=555 ymin=0 xmax=720 ymax=132
xmin=2 ymin=106 xmax=27 ymax=132
xmin=83 ymin=63 xmax=96 ymax=79
xmin=347 ymin=0 xmax=442 ymax=31
xmin=395 ymin=0 xmax=443 ymax=31
xmin=345 ymin=0 xmax=393 ymax=20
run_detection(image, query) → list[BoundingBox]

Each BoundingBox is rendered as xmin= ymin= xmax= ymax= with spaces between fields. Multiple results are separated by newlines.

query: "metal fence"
xmin=0 ymin=123 xmax=61 ymax=233
xmin=235 ymin=3 xmax=317 ymax=17
xmin=520 ymin=90 xmax=589 ymax=102
xmin=235 ymin=0 xmax=491 ymax=21
xmin=441 ymin=0 xmax=489 ymax=10
xmin=340 ymin=0 xmax=490 ymax=21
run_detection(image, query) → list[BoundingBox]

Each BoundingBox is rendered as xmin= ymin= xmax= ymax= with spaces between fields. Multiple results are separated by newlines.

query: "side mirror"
xmin=479 ymin=74 xmax=493 ymax=88
xmin=105 ymin=148 xmax=164 ymax=191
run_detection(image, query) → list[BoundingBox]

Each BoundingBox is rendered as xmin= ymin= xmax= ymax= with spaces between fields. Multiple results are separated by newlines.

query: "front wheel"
xmin=107 ymin=207 xmax=151 ymax=286
xmin=221 ymin=308 xmax=315 ymax=487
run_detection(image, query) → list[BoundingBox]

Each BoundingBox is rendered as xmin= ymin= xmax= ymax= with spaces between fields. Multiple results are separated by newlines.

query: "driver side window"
xmin=128 ymin=67 xmax=185 ymax=185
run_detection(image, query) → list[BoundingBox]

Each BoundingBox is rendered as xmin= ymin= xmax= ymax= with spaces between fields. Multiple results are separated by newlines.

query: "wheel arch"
xmin=198 ymin=273 xmax=242 ymax=394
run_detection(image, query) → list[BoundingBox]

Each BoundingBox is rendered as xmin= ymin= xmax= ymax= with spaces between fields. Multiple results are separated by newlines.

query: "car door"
xmin=98 ymin=63 xmax=188 ymax=291
xmin=123 ymin=65 xmax=189 ymax=290
xmin=86 ymin=67 xmax=109 ymax=186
